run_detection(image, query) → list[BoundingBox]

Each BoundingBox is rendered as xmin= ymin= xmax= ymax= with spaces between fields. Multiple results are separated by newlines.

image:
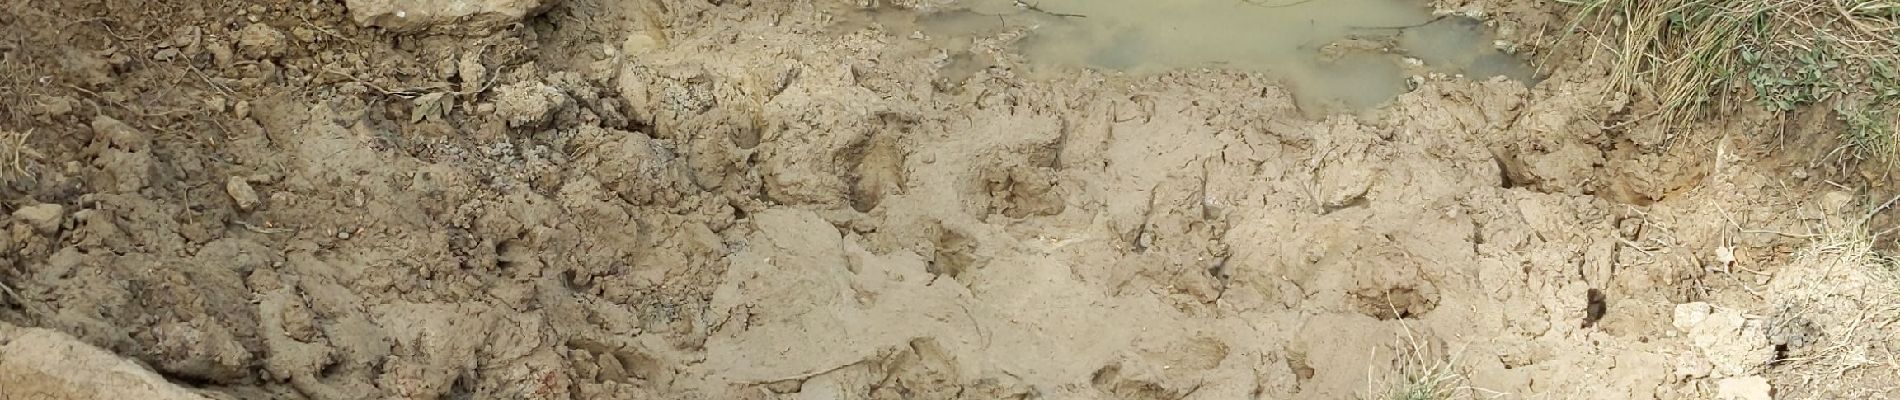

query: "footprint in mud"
xmin=927 ymin=225 xmax=985 ymax=280
xmin=842 ymin=128 xmax=908 ymax=213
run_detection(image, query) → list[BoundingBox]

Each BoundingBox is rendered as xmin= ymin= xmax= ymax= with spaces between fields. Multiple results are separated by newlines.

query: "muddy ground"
xmin=1 ymin=0 xmax=1896 ymax=399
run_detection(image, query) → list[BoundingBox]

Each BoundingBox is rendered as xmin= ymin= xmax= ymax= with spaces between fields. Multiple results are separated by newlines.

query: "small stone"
xmin=226 ymin=176 xmax=261 ymax=211
xmin=595 ymin=352 xmax=627 ymax=382
xmin=234 ymin=100 xmax=251 ymax=119
xmin=236 ymin=23 xmax=288 ymax=59
xmin=1716 ymin=376 xmax=1772 ymax=400
xmin=1672 ymin=302 xmax=1713 ymax=332
xmin=12 ymin=204 xmax=65 ymax=233
xmin=337 ymin=230 xmax=351 ymax=240
xmin=205 ymin=96 xmax=227 ymax=112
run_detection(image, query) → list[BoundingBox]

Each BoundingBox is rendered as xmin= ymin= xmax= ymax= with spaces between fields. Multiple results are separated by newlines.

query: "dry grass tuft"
xmin=1 ymin=128 xmax=43 ymax=180
xmin=1564 ymin=0 xmax=1900 ymax=164
xmin=1364 ymin=319 xmax=1496 ymax=400
xmin=1374 ymin=348 xmax=1466 ymax=400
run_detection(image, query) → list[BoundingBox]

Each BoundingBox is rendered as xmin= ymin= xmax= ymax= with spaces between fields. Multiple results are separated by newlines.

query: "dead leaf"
xmin=411 ymin=92 xmax=451 ymax=123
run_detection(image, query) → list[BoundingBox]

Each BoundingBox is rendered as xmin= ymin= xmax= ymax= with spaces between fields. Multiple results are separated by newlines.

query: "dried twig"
xmin=0 ymin=280 xmax=19 ymax=303
xmin=1015 ymin=1 xmax=1086 ymax=18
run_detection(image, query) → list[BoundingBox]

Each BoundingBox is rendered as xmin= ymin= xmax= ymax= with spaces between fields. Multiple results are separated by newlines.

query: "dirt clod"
xmin=493 ymin=81 xmax=569 ymax=128
xmin=344 ymin=0 xmax=560 ymax=32
xmin=11 ymin=204 xmax=63 ymax=234
xmin=235 ymin=24 xmax=287 ymax=59
xmin=1674 ymin=302 xmax=1775 ymax=377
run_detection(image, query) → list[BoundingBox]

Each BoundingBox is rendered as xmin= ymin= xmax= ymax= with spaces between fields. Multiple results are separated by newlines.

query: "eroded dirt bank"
xmin=1 ymin=0 xmax=1893 ymax=399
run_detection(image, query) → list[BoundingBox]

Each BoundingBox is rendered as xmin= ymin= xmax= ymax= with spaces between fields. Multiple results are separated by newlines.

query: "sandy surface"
xmin=1 ymin=0 xmax=1894 ymax=399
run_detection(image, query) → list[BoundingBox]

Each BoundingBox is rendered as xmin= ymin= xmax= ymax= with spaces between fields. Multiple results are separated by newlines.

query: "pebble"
xmin=226 ymin=176 xmax=261 ymax=211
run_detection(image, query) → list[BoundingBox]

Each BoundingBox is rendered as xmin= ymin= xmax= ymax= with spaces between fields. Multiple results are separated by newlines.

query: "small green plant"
xmin=1867 ymin=60 xmax=1900 ymax=104
xmin=1566 ymin=0 xmax=1900 ymax=164
xmin=1744 ymin=45 xmax=1838 ymax=112
xmin=1561 ymin=0 xmax=1760 ymax=130
xmin=1837 ymin=104 xmax=1899 ymax=167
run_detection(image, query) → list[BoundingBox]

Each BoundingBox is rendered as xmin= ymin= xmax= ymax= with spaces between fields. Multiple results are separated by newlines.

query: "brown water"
xmin=866 ymin=0 xmax=1534 ymax=111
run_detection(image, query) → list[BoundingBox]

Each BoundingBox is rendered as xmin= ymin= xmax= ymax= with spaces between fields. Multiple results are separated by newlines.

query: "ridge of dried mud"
xmin=1 ymin=0 xmax=1892 ymax=399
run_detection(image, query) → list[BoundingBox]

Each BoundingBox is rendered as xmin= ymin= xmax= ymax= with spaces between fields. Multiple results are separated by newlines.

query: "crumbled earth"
xmin=0 ymin=0 xmax=1893 ymax=399
xmin=0 ymin=322 xmax=211 ymax=400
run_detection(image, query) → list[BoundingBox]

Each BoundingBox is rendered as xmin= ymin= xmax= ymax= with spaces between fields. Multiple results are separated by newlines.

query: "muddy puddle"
xmin=867 ymin=0 xmax=1534 ymax=111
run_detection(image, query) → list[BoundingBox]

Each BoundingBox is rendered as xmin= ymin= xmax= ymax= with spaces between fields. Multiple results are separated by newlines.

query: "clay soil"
xmin=1 ymin=0 xmax=1895 ymax=399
